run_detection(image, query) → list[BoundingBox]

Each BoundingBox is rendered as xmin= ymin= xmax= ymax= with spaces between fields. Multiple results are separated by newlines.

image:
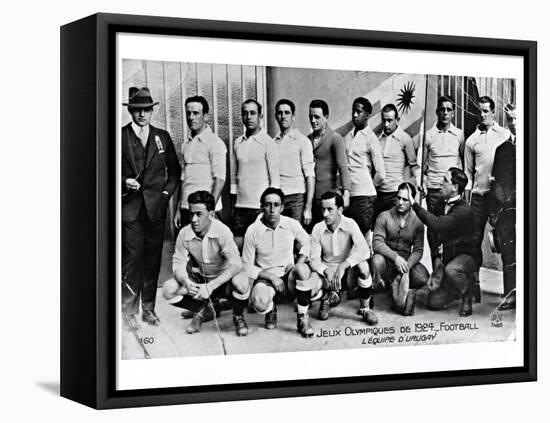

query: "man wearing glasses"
xmin=121 ymin=87 xmax=181 ymax=330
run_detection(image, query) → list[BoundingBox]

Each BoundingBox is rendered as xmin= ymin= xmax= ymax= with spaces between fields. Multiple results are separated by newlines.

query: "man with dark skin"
xmin=343 ymin=97 xmax=385 ymax=252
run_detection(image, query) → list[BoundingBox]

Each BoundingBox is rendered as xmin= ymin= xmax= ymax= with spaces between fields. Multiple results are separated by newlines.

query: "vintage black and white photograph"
xmin=115 ymin=32 xmax=525 ymax=390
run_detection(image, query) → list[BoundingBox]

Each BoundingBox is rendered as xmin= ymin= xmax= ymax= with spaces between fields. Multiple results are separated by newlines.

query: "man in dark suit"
xmin=410 ymin=167 xmax=478 ymax=316
xmin=121 ymin=87 xmax=181 ymax=330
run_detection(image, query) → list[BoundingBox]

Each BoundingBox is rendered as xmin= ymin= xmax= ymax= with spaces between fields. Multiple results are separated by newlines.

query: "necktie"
xmin=139 ymin=127 xmax=147 ymax=147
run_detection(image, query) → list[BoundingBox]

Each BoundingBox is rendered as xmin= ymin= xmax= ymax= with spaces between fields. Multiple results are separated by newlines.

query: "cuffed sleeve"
xmin=210 ymin=140 xmax=227 ymax=181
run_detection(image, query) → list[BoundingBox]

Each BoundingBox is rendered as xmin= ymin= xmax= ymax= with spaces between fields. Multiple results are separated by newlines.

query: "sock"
xmin=232 ymin=298 xmax=248 ymax=316
xmin=296 ymin=289 xmax=311 ymax=315
xmin=359 ymin=287 xmax=374 ymax=309
xmin=169 ymin=296 xmax=204 ymax=313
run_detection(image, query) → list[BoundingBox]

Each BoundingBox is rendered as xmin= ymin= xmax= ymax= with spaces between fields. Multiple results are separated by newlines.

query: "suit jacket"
xmin=121 ymin=123 xmax=181 ymax=222
xmin=412 ymin=198 xmax=477 ymax=266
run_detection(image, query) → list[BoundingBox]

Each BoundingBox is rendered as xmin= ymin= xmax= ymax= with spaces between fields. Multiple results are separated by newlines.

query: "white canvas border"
xmin=115 ymin=31 xmax=525 ymax=391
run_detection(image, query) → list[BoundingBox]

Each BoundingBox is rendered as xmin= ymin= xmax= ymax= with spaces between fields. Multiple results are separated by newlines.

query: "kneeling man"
xmin=371 ymin=182 xmax=429 ymax=315
xmin=310 ymin=191 xmax=377 ymax=325
xmin=242 ymin=187 xmax=321 ymax=337
xmin=410 ymin=168 xmax=478 ymax=316
xmin=162 ymin=191 xmax=250 ymax=336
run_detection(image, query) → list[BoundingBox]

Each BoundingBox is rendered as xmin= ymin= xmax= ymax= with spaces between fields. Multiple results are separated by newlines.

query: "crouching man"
xmin=371 ymin=183 xmax=429 ymax=316
xmin=310 ymin=191 xmax=377 ymax=325
xmin=410 ymin=168 xmax=478 ymax=316
xmin=242 ymin=187 xmax=321 ymax=337
xmin=162 ymin=191 xmax=250 ymax=336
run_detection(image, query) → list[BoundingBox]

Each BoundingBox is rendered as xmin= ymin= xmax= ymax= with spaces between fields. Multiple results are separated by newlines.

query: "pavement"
xmin=121 ymin=239 xmax=516 ymax=360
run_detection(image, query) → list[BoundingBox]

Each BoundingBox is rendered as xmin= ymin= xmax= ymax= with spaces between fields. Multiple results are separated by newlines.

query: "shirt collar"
xmin=241 ymin=128 xmax=266 ymax=142
xmin=436 ymin=123 xmax=459 ymax=135
xmin=186 ymin=125 xmax=212 ymax=143
xmin=320 ymin=216 xmax=350 ymax=235
xmin=131 ymin=122 xmax=149 ymax=138
xmin=380 ymin=125 xmax=404 ymax=141
xmin=182 ymin=220 xmax=221 ymax=241
xmin=446 ymin=194 xmax=461 ymax=205
xmin=275 ymin=128 xmax=299 ymax=142
xmin=475 ymin=122 xmax=503 ymax=135
xmin=257 ymin=215 xmax=292 ymax=232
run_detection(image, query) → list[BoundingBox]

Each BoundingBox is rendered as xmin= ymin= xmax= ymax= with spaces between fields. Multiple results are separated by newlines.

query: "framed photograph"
xmin=60 ymin=13 xmax=537 ymax=409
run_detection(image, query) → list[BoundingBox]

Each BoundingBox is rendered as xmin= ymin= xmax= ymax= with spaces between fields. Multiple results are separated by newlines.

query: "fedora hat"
xmin=123 ymin=86 xmax=159 ymax=108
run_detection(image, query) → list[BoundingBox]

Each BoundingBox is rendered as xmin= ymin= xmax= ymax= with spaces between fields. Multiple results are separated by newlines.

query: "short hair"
xmin=352 ymin=97 xmax=373 ymax=115
xmin=478 ymin=95 xmax=495 ymax=112
xmin=260 ymin=187 xmax=285 ymax=206
xmin=504 ymin=103 xmax=516 ymax=116
xmin=437 ymin=95 xmax=455 ymax=110
xmin=185 ymin=95 xmax=209 ymax=114
xmin=320 ymin=190 xmax=344 ymax=208
xmin=397 ymin=182 xmax=416 ymax=199
xmin=309 ymin=99 xmax=329 ymax=117
xmin=381 ymin=103 xmax=399 ymax=119
xmin=242 ymin=99 xmax=262 ymax=115
xmin=275 ymin=98 xmax=296 ymax=114
xmin=187 ymin=190 xmax=215 ymax=211
xmin=448 ymin=167 xmax=468 ymax=195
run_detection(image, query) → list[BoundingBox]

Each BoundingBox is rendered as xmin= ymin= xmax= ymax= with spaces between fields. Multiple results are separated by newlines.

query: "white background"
xmin=2 ymin=0 xmax=544 ymax=420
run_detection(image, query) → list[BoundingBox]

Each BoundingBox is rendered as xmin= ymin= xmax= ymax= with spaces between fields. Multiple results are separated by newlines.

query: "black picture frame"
xmin=60 ymin=12 xmax=537 ymax=409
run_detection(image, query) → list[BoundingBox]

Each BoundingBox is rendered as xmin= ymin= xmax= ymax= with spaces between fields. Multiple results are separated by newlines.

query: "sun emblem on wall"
xmin=396 ymin=81 xmax=416 ymax=114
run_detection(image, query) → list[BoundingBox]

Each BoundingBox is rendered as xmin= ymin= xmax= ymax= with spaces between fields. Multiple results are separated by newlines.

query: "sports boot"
xmin=186 ymin=303 xmax=214 ymax=334
xmin=233 ymin=314 xmax=248 ymax=336
xmin=297 ymin=313 xmax=314 ymax=337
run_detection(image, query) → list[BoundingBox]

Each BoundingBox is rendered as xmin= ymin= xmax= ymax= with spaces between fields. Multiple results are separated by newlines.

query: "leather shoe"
xmin=459 ymin=289 xmax=473 ymax=317
xmin=142 ymin=309 xmax=160 ymax=326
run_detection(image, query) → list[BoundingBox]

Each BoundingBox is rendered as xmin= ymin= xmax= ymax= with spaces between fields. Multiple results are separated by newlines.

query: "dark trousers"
xmin=370 ymin=254 xmax=430 ymax=289
xmin=426 ymin=189 xmax=445 ymax=263
xmin=470 ymin=192 xmax=490 ymax=266
xmin=428 ymin=254 xmax=477 ymax=310
xmin=496 ymin=208 xmax=516 ymax=295
xmin=345 ymin=195 xmax=376 ymax=234
xmin=122 ymin=204 xmax=166 ymax=316
xmin=308 ymin=198 xmax=324 ymax=233
xmin=373 ymin=191 xmax=397 ymax=228
xmin=282 ymin=193 xmax=305 ymax=223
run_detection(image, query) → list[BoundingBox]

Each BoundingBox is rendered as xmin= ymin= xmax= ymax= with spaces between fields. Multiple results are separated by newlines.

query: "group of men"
xmin=121 ymin=86 xmax=517 ymax=338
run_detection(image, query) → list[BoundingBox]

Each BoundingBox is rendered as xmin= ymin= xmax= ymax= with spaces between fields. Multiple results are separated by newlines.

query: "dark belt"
xmin=427 ymin=188 xmax=441 ymax=194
